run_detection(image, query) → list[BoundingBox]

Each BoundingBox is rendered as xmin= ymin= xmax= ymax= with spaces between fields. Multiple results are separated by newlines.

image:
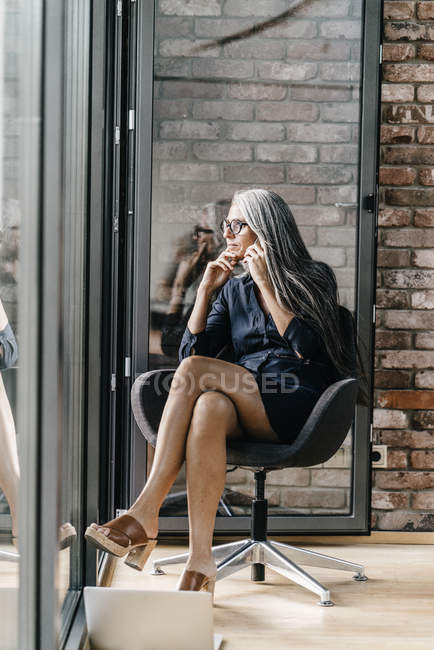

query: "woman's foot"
xmin=85 ymin=512 xmax=158 ymax=571
xmin=184 ymin=557 xmax=217 ymax=579
xmin=177 ymin=563 xmax=217 ymax=602
xmin=91 ymin=508 xmax=158 ymax=542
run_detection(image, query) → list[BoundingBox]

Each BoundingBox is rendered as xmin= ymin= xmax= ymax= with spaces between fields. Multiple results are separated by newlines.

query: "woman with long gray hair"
xmin=85 ymin=188 xmax=367 ymax=597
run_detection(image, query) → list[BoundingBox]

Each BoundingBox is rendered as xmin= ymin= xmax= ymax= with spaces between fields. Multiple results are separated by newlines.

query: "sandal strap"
xmin=178 ymin=570 xmax=207 ymax=591
xmin=103 ymin=514 xmax=149 ymax=549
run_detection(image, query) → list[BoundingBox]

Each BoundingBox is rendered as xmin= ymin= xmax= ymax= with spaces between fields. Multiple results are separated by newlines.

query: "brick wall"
xmin=373 ymin=0 xmax=434 ymax=530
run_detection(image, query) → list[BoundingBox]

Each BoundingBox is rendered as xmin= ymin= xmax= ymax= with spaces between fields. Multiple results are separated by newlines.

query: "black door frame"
xmin=128 ymin=0 xmax=382 ymax=536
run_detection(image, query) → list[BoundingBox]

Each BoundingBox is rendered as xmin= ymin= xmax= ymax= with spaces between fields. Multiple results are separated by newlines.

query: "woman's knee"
xmin=189 ymin=391 xmax=237 ymax=437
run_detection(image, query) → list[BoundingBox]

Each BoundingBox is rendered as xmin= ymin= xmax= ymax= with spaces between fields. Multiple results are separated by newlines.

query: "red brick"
xmin=384 ymin=21 xmax=427 ymax=41
xmin=378 ymin=208 xmax=411 ymax=227
xmin=383 ymin=269 xmax=434 ymax=288
xmin=380 ymin=125 xmax=415 ymax=143
xmin=415 ymin=334 xmax=434 ymax=349
xmin=381 ymin=84 xmax=414 ymax=102
xmin=418 ymin=43 xmax=434 ymax=60
xmin=412 ymin=492 xmax=434 ymax=509
xmin=374 ymin=369 xmax=412 ymax=388
xmin=373 ymin=408 xmax=409 ymax=428
xmin=387 ymin=449 xmax=408 ymax=468
xmin=411 ymin=289 xmax=434 ymax=307
xmin=411 ymin=250 xmax=434 ymax=268
xmin=383 ymin=309 xmax=434 ymax=328
xmin=377 ymin=249 xmax=411 ymax=267
xmin=375 ymin=330 xmax=412 ymax=348
xmin=376 ymin=289 xmax=409 ymax=309
xmin=385 ymin=104 xmax=434 ymax=124
xmin=379 ymin=166 xmax=416 ymax=185
xmin=411 ymin=450 xmax=434 ymax=468
xmin=419 ymin=168 xmax=434 ymax=186
xmin=413 ymin=410 xmax=434 ymax=429
xmin=382 ymin=43 xmax=416 ymax=61
xmin=375 ymin=471 xmax=434 ymax=489
xmin=383 ymin=63 xmax=434 ymax=82
xmin=385 ymin=188 xmax=434 ymax=205
xmin=382 ymin=228 xmax=434 ymax=247
xmin=379 ymin=349 xmax=434 ymax=368
xmin=415 ymin=209 xmax=434 ymax=226
xmin=418 ymin=126 xmax=434 ymax=143
xmin=417 ymin=1 xmax=434 ymax=19
xmin=377 ymin=429 xmax=434 ymax=447
xmin=416 ymin=370 xmax=434 ymax=389
xmin=377 ymin=390 xmax=434 ymax=409
xmin=383 ymin=145 xmax=434 ymax=164
xmin=375 ymin=510 xmax=434 ymax=530
xmin=371 ymin=490 xmax=409 ymax=509
xmin=417 ymin=85 xmax=434 ymax=102
xmin=384 ymin=1 xmax=415 ymax=19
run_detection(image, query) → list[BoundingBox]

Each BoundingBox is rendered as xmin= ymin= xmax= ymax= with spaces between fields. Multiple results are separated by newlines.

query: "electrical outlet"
xmin=371 ymin=444 xmax=388 ymax=468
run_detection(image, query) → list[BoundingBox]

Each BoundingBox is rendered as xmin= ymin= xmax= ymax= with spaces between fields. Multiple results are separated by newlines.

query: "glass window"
xmin=146 ymin=0 xmax=364 ymax=521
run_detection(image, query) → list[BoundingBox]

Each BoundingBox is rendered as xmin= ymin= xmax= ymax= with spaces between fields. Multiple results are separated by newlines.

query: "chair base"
xmin=151 ymin=538 xmax=368 ymax=607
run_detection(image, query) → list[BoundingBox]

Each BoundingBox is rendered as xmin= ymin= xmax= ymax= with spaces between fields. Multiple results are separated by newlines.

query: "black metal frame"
xmin=128 ymin=0 xmax=382 ymax=536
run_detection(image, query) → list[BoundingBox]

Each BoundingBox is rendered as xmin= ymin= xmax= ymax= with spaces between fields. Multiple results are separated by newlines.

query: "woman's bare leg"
xmin=184 ymin=390 xmax=244 ymax=576
xmin=0 ymin=373 xmax=20 ymax=537
xmin=95 ymin=356 xmax=279 ymax=540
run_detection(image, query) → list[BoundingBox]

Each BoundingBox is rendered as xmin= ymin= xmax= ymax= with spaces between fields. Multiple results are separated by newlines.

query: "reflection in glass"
xmin=0 ymin=3 xmax=20 ymax=647
xmin=149 ymin=0 xmax=363 ymax=518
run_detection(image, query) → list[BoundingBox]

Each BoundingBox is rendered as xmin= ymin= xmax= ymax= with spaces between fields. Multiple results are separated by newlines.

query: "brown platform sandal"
xmin=177 ymin=569 xmax=216 ymax=603
xmin=84 ymin=513 xmax=157 ymax=571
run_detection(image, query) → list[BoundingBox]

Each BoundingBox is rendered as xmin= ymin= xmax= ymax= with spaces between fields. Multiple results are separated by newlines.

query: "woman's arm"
xmin=178 ymin=281 xmax=232 ymax=361
xmin=186 ymin=284 xmax=214 ymax=334
xmin=257 ymin=278 xmax=295 ymax=339
xmin=258 ymin=278 xmax=321 ymax=360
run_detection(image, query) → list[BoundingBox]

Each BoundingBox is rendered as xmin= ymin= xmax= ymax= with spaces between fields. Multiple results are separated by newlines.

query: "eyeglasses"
xmin=193 ymin=225 xmax=214 ymax=237
xmin=220 ymin=218 xmax=249 ymax=235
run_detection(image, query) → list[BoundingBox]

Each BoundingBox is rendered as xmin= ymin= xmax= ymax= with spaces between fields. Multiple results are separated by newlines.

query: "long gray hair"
xmin=233 ymin=188 xmax=368 ymax=404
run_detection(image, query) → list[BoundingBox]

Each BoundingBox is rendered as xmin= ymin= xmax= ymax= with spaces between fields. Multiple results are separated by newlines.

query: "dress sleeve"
xmin=0 ymin=323 xmax=18 ymax=370
xmin=178 ymin=280 xmax=232 ymax=361
xmin=281 ymin=315 xmax=322 ymax=360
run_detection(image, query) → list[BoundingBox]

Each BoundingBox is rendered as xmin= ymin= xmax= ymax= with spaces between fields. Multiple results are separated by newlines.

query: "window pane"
xmin=148 ymin=0 xmax=363 ymax=518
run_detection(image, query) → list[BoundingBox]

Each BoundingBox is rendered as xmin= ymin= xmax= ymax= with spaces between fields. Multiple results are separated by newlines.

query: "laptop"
xmin=83 ymin=587 xmax=223 ymax=650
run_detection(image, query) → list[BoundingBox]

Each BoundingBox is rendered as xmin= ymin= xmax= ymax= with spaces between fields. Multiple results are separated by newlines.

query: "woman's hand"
xmin=198 ymin=248 xmax=238 ymax=293
xmin=242 ymin=239 xmax=271 ymax=288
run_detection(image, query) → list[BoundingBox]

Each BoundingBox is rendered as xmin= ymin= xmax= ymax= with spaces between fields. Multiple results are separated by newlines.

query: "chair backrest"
xmin=279 ymin=377 xmax=358 ymax=466
xmin=131 ymin=369 xmax=175 ymax=448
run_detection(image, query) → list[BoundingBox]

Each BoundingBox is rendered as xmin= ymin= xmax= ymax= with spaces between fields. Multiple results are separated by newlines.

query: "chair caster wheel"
xmin=318 ymin=600 xmax=335 ymax=607
xmin=150 ymin=567 xmax=165 ymax=575
xmin=352 ymin=573 xmax=368 ymax=581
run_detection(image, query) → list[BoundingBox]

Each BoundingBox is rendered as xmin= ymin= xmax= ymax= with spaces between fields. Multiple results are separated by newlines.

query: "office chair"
xmin=131 ymin=308 xmax=368 ymax=606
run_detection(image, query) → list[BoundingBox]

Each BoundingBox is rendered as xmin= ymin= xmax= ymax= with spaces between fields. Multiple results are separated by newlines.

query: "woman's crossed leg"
xmin=94 ymin=355 xmax=279 ymax=571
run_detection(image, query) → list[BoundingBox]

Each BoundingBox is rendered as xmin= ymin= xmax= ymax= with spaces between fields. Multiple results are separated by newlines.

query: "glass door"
xmin=130 ymin=0 xmax=381 ymax=535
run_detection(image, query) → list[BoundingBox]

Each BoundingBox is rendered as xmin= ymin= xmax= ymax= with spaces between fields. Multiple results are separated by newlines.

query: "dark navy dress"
xmin=178 ymin=274 xmax=340 ymax=444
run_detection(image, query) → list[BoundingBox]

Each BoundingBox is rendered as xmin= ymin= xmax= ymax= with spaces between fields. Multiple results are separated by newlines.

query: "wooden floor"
xmin=112 ymin=541 xmax=434 ymax=650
